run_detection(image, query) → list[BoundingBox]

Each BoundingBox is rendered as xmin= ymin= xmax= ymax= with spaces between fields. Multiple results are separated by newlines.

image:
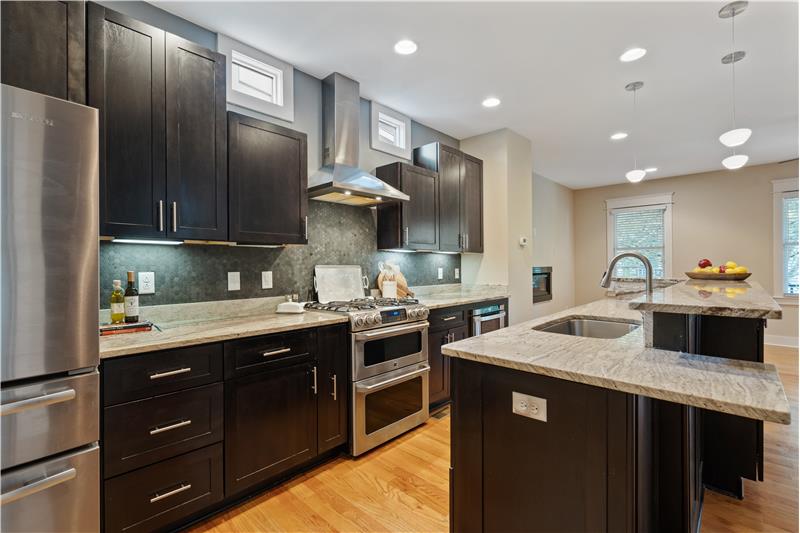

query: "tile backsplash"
xmin=100 ymin=201 xmax=460 ymax=308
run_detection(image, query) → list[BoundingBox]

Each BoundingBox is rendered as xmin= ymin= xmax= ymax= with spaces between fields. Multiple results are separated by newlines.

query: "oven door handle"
xmin=473 ymin=311 xmax=506 ymax=323
xmin=355 ymin=365 xmax=430 ymax=394
xmin=353 ymin=321 xmax=429 ymax=341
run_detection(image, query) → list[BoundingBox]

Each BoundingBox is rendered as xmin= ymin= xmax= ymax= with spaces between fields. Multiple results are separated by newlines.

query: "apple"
xmin=718 ymin=265 xmax=727 ymax=273
xmin=698 ymin=258 xmax=712 ymax=268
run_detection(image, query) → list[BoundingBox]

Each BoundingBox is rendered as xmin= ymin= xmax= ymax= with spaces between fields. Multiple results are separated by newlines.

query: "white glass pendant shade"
xmin=719 ymin=127 xmax=751 ymax=147
xmin=626 ymin=169 xmax=646 ymax=183
xmin=721 ymin=154 xmax=748 ymax=169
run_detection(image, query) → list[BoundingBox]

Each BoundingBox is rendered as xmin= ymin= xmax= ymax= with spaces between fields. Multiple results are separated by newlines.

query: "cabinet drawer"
xmin=104 ymin=443 xmax=223 ymax=533
xmin=103 ymin=383 xmax=223 ymax=478
xmin=224 ymin=329 xmax=315 ymax=379
xmin=429 ymin=309 xmax=466 ymax=330
xmin=103 ymin=344 xmax=223 ymax=406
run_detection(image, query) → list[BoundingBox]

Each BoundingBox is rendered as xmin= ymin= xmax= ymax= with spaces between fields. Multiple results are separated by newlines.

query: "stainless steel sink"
xmin=534 ymin=318 xmax=640 ymax=339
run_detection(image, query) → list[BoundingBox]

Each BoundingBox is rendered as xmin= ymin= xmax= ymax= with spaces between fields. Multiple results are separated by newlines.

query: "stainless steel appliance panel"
xmin=352 ymin=321 xmax=428 ymax=381
xmin=351 ymin=362 xmax=429 ymax=456
xmin=471 ymin=304 xmax=507 ymax=336
xmin=1 ymin=371 xmax=99 ymax=469
xmin=1 ymin=444 xmax=100 ymax=532
xmin=1 ymin=84 xmax=99 ymax=381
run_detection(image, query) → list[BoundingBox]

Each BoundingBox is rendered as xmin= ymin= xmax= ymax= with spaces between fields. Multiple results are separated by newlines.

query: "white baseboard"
xmin=765 ymin=334 xmax=799 ymax=348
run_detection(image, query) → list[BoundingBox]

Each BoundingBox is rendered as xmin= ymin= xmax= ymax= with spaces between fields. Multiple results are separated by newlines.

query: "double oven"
xmin=350 ymin=320 xmax=429 ymax=456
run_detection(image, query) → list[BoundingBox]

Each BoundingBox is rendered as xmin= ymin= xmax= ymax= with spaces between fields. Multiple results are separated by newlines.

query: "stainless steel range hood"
xmin=308 ymin=73 xmax=410 ymax=206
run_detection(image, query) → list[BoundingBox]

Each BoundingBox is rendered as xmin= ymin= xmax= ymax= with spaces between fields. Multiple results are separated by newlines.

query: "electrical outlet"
xmin=455 ymin=268 xmax=460 ymax=280
xmin=512 ymin=391 xmax=547 ymax=422
xmin=227 ymin=272 xmax=240 ymax=291
xmin=138 ymin=272 xmax=155 ymax=294
xmin=261 ymin=271 xmax=273 ymax=289
xmin=437 ymin=267 xmax=443 ymax=280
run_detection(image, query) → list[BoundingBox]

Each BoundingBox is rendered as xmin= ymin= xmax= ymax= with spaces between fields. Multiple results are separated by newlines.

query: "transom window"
xmin=606 ymin=194 xmax=674 ymax=279
xmin=230 ymin=50 xmax=283 ymax=106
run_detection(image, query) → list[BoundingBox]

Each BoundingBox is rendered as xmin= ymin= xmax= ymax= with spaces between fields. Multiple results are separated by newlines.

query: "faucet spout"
xmin=600 ymin=252 xmax=654 ymax=294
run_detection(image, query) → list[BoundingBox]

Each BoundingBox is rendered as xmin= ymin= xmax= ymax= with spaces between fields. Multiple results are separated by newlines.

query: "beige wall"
xmin=532 ymin=174 xmax=576 ymax=316
xmin=573 ymin=160 xmax=799 ymax=342
xmin=461 ymin=129 xmax=535 ymax=324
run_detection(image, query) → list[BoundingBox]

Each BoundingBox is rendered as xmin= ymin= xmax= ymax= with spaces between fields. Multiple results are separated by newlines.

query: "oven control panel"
xmin=380 ymin=308 xmax=407 ymax=325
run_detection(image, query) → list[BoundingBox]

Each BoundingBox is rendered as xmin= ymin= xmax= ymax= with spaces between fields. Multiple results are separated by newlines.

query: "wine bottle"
xmin=124 ymin=271 xmax=139 ymax=323
xmin=110 ymin=280 xmax=125 ymax=324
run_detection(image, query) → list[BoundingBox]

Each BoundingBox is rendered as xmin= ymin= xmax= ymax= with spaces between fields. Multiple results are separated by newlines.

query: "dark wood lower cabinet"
xmin=429 ymin=324 xmax=467 ymax=408
xmin=317 ymin=325 xmax=349 ymax=453
xmin=225 ymin=361 xmax=318 ymax=496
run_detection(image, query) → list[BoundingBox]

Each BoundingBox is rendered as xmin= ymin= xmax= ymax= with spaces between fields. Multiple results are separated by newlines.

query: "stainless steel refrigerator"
xmin=1 ymin=84 xmax=100 ymax=532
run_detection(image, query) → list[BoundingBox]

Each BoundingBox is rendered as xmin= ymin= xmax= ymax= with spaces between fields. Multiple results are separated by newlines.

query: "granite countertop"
xmin=628 ymin=279 xmax=782 ymax=319
xmin=100 ymin=311 xmax=348 ymax=359
xmin=100 ymin=286 xmax=507 ymax=359
xmin=442 ymin=297 xmax=790 ymax=424
xmin=414 ymin=285 xmax=508 ymax=310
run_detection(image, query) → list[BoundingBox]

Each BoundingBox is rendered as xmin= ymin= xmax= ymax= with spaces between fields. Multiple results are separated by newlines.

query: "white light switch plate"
xmin=261 ymin=271 xmax=273 ymax=289
xmin=455 ymin=268 xmax=460 ymax=280
xmin=228 ymin=272 xmax=240 ymax=291
xmin=138 ymin=272 xmax=155 ymax=294
xmin=512 ymin=391 xmax=547 ymax=422
xmin=437 ymin=267 xmax=443 ymax=280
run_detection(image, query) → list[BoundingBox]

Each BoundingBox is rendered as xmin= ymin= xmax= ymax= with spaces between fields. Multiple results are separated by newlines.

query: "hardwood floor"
xmin=190 ymin=345 xmax=797 ymax=533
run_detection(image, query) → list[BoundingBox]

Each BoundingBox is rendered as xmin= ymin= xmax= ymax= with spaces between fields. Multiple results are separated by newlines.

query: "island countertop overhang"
xmin=441 ymin=296 xmax=790 ymax=424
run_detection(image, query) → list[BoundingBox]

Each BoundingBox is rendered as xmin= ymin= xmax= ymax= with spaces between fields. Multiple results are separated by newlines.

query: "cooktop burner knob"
xmin=409 ymin=309 xmax=418 ymax=318
xmin=355 ymin=317 xmax=365 ymax=327
xmin=365 ymin=314 xmax=374 ymax=325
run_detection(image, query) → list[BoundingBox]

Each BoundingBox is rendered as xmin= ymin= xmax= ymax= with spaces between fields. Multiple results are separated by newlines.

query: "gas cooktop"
xmin=305 ymin=297 xmax=429 ymax=331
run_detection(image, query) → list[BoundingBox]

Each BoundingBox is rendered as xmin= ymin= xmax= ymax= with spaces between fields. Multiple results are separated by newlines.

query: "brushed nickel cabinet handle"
xmin=465 ymin=233 xmax=469 ymax=250
xmin=150 ymin=483 xmax=192 ymax=504
xmin=304 ymin=216 xmax=308 ymax=240
xmin=1 ymin=389 xmax=76 ymax=416
xmin=171 ymin=201 xmax=177 ymax=232
xmin=331 ymin=374 xmax=337 ymax=401
xmin=158 ymin=200 xmax=164 ymax=232
xmin=149 ymin=367 xmax=191 ymax=380
xmin=404 ymin=227 xmax=409 ymax=246
xmin=261 ymin=347 xmax=291 ymax=358
xmin=312 ymin=366 xmax=318 ymax=395
xmin=442 ymin=316 xmax=457 ymax=322
xmin=0 ymin=468 xmax=76 ymax=506
xmin=149 ymin=419 xmax=192 ymax=435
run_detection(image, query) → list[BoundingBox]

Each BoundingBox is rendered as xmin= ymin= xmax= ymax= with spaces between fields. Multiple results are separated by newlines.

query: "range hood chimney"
xmin=308 ymin=73 xmax=410 ymax=206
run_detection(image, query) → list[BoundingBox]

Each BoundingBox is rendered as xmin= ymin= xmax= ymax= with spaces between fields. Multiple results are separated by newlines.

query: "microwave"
xmin=532 ymin=266 xmax=553 ymax=303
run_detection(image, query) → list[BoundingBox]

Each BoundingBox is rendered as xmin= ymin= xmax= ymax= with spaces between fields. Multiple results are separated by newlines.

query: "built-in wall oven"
xmin=351 ymin=321 xmax=429 ymax=456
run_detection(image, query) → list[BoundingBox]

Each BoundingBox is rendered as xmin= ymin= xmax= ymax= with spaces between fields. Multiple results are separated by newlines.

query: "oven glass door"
xmin=351 ymin=362 xmax=430 ymax=456
xmin=353 ymin=322 xmax=428 ymax=380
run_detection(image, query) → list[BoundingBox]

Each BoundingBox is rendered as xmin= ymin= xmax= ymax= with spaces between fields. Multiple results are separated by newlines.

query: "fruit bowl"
xmin=685 ymin=271 xmax=751 ymax=281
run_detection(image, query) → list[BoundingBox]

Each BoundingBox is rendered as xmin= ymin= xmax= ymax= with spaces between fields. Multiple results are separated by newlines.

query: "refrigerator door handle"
xmin=0 ymin=468 xmax=76 ymax=506
xmin=0 ymin=389 xmax=76 ymax=416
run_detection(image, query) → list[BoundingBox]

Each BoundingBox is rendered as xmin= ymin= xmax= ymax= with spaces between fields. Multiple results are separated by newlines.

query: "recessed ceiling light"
xmin=645 ymin=167 xmax=658 ymax=173
xmin=482 ymin=97 xmax=501 ymax=108
xmin=393 ymin=40 xmax=418 ymax=55
xmin=719 ymin=128 xmax=752 ymax=147
xmin=610 ymin=132 xmax=628 ymax=141
xmin=619 ymin=47 xmax=647 ymax=62
xmin=722 ymin=154 xmax=748 ymax=170
xmin=626 ymin=169 xmax=646 ymax=183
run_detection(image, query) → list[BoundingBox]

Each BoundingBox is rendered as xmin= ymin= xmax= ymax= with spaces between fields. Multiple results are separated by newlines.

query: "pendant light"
xmin=718 ymin=1 xmax=750 ymax=170
xmin=624 ymin=81 xmax=646 ymax=183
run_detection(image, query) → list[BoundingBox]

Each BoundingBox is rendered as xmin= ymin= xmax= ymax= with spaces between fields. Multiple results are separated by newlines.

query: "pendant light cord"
xmin=731 ymin=12 xmax=737 ymax=130
xmin=632 ymin=87 xmax=638 ymax=169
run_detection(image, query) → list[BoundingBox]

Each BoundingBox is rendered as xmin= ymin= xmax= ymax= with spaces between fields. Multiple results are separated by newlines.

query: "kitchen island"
xmin=442 ymin=280 xmax=789 ymax=533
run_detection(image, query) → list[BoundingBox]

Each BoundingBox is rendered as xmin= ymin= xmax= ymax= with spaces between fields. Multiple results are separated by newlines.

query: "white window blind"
xmin=782 ymin=193 xmax=799 ymax=295
xmin=611 ymin=206 xmax=668 ymax=278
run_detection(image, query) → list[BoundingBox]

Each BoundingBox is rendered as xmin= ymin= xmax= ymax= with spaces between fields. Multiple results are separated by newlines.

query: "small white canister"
xmin=381 ymin=280 xmax=398 ymax=299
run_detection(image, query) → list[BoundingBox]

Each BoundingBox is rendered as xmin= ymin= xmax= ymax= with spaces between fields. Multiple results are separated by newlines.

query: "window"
xmin=218 ymin=34 xmax=294 ymax=122
xmin=773 ymin=178 xmax=799 ymax=297
xmin=370 ymin=102 xmax=412 ymax=159
xmin=606 ymin=194 xmax=674 ymax=279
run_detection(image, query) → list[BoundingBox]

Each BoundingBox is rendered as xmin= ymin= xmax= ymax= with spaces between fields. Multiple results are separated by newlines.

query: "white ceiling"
xmin=156 ymin=1 xmax=798 ymax=189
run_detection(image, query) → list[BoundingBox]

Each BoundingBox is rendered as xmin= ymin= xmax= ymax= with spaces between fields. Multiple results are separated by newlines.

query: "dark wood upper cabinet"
xmin=376 ymin=162 xmax=439 ymax=251
xmin=414 ymin=142 xmax=484 ymax=253
xmin=228 ymin=112 xmax=308 ymax=245
xmin=166 ymin=34 xmax=227 ymax=240
xmin=90 ymin=4 xmax=227 ymax=240
xmin=89 ymin=3 xmax=166 ymax=238
xmin=224 ymin=361 xmax=317 ymax=496
xmin=316 ymin=325 xmax=348 ymax=454
xmin=1 ymin=1 xmax=86 ymax=103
